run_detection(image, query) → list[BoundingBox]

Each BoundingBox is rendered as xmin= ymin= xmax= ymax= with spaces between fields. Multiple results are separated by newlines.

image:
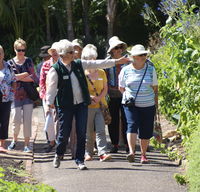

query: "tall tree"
xmin=66 ymin=0 xmax=74 ymax=40
xmin=43 ymin=0 xmax=51 ymax=43
xmin=82 ymin=0 xmax=92 ymax=43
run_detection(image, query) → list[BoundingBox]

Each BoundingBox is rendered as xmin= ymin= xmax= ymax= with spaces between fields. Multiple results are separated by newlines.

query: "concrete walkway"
xmin=31 ymin=106 xmax=187 ymax=192
xmin=1 ymin=106 xmax=187 ymax=191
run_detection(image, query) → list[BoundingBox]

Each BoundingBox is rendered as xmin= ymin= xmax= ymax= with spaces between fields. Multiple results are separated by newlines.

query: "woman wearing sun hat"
xmin=106 ymin=36 xmax=129 ymax=153
xmin=118 ymin=44 xmax=158 ymax=164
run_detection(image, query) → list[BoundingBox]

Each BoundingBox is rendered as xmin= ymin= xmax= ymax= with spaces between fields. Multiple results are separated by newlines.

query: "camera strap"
xmin=134 ymin=63 xmax=148 ymax=101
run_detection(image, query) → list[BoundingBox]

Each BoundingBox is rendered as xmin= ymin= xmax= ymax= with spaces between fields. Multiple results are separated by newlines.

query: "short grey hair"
xmin=81 ymin=44 xmax=98 ymax=60
xmin=57 ymin=39 xmax=74 ymax=56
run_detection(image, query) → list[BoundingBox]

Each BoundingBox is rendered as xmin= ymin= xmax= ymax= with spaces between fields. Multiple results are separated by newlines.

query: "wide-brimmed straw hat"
xmin=107 ymin=36 xmax=127 ymax=53
xmin=72 ymin=39 xmax=83 ymax=49
xmin=48 ymin=42 xmax=60 ymax=55
xmin=39 ymin=45 xmax=51 ymax=58
xmin=128 ymin=44 xmax=150 ymax=56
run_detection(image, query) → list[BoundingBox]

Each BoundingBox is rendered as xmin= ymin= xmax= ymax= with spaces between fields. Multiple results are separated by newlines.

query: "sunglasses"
xmin=16 ymin=49 xmax=26 ymax=52
xmin=67 ymin=51 xmax=74 ymax=54
xmin=114 ymin=45 xmax=123 ymax=50
xmin=138 ymin=54 xmax=147 ymax=57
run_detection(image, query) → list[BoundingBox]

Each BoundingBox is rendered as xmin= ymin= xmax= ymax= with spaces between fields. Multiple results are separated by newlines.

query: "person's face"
xmin=111 ymin=44 xmax=124 ymax=58
xmin=63 ymin=49 xmax=75 ymax=62
xmin=0 ymin=48 xmax=4 ymax=63
xmin=74 ymin=46 xmax=82 ymax=59
xmin=133 ymin=54 xmax=147 ymax=64
xmin=50 ymin=49 xmax=59 ymax=61
xmin=15 ymin=44 xmax=26 ymax=57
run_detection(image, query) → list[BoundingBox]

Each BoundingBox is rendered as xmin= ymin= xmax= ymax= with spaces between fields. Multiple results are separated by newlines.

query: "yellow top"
xmin=85 ymin=69 xmax=108 ymax=109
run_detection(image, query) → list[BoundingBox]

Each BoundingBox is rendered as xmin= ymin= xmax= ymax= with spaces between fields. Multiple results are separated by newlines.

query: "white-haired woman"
xmin=39 ymin=42 xmax=59 ymax=152
xmin=83 ymin=44 xmax=112 ymax=162
xmin=119 ymin=44 xmax=158 ymax=164
xmin=46 ymin=39 xmax=129 ymax=170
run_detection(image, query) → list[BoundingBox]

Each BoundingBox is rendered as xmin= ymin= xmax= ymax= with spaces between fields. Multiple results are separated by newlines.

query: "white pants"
xmin=42 ymin=99 xmax=56 ymax=142
xmin=11 ymin=104 xmax=33 ymax=138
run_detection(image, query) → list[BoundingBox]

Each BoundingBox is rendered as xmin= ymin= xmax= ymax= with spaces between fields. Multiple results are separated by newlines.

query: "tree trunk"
xmin=66 ymin=0 xmax=74 ymax=41
xmin=43 ymin=1 xmax=51 ymax=43
xmin=82 ymin=0 xmax=91 ymax=43
xmin=106 ymin=0 xmax=117 ymax=40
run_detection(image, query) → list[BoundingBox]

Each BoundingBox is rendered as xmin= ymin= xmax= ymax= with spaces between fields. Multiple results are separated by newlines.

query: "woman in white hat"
xmin=72 ymin=39 xmax=83 ymax=59
xmin=46 ymin=39 xmax=129 ymax=170
xmin=118 ymin=44 xmax=158 ymax=164
xmin=39 ymin=42 xmax=60 ymax=153
xmin=106 ymin=36 xmax=129 ymax=153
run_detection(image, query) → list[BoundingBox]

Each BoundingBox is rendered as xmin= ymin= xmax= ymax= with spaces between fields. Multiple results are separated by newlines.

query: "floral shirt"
xmin=0 ymin=61 xmax=16 ymax=102
xmin=7 ymin=57 xmax=38 ymax=107
xmin=39 ymin=57 xmax=54 ymax=99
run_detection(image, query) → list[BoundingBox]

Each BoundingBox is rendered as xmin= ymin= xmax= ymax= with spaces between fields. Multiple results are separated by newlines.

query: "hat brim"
xmin=107 ymin=41 xmax=127 ymax=53
xmin=39 ymin=53 xmax=50 ymax=58
xmin=128 ymin=50 xmax=150 ymax=56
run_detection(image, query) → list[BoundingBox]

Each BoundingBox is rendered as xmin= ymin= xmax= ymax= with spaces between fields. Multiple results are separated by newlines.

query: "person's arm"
xmin=39 ymin=62 xmax=49 ymax=98
xmin=152 ymin=67 xmax=158 ymax=108
xmin=82 ymin=56 xmax=130 ymax=70
xmin=15 ymin=72 xmax=29 ymax=81
xmin=118 ymin=68 xmax=126 ymax=94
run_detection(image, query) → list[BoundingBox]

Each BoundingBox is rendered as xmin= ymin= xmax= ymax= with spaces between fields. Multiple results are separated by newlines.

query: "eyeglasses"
xmin=67 ymin=51 xmax=74 ymax=54
xmin=114 ymin=45 xmax=123 ymax=50
xmin=16 ymin=49 xmax=26 ymax=52
xmin=138 ymin=54 xmax=147 ymax=57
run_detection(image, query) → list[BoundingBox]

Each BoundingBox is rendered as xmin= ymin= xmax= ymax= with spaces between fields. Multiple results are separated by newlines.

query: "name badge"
xmin=63 ymin=75 xmax=69 ymax=80
xmin=98 ymin=78 xmax=103 ymax=80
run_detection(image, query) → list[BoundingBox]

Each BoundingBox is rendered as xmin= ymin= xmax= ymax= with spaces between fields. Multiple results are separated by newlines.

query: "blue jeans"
xmin=56 ymin=103 xmax=88 ymax=164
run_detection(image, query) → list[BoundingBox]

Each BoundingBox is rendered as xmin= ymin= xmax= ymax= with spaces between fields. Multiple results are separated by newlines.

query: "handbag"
xmin=11 ymin=59 xmax=39 ymax=101
xmin=86 ymin=75 xmax=112 ymax=125
xmin=153 ymin=109 xmax=163 ymax=143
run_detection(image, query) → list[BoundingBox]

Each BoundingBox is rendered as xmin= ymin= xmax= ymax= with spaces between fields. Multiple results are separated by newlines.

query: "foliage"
xmin=174 ymin=173 xmax=187 ymax=185
xmin=187 ymin=120 xmax=200 ymax=192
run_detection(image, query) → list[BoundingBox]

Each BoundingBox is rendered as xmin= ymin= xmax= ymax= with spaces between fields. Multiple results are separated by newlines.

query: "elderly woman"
xmin=83 ymin=44 xmax=112 ymax=162
xmin=39 ymin=42 xmax=59 ymax=153
xmin=7 ymin=38 xmax=38 ymax=153
xmin=46 ymin=39 xmax=129 ymax=170
xmin=118 ymin=44 xmax=158 ymax=163
xmin=0 ymin=45 xmax=16 ymax=153
xmin=106 ymin=36 xmax=128 ymax=153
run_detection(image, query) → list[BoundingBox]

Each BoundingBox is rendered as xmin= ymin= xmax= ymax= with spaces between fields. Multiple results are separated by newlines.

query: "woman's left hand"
xmin=115 ymin=56 xmax=130 ymax=65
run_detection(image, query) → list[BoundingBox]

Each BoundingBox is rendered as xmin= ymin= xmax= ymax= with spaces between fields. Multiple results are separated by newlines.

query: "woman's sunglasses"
xmin=16 ymin=49 xmax=25 ymax=52
xmin=114 ymin=45 xmax=123 ymax=50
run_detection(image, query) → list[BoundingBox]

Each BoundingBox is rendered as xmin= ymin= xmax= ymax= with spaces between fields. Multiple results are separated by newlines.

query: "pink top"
xmin=39 ymin=57 xmax=54 ymax=99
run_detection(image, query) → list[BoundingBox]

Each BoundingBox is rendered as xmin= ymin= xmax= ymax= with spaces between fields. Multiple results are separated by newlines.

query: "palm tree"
xmin=66 ymin=0 xmax=74 ymax=40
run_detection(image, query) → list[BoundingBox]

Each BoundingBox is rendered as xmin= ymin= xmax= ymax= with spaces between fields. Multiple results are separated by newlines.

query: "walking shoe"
xmin=45 ymin=144 xmax=55 ymax=153
xmin=23 ymin=146 xmax=32 ymax=153
xmin=53 ymin=154 xmax=61 ymax=168
xmin=126 ymin=153 xmax=135 ymax=163
xmin=85 ymin=155 xmax=93 ymax=161
xmin=99 ymin=154 xmax=112 ymax=162
xmin=110 ymin=145 xmax=118 ymax=153
xmin=140 ymin=155 xmax=149 ymax=164
xmin=7 ymin=141 xmax=16 ymax=151
xmin=77 ymin=163 xmax=88 ymax=170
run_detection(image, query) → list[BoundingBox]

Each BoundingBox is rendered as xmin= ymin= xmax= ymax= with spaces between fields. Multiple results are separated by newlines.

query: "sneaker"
xmin=126 ymin=153 xmax=135 ymax=163
xmin=85 ymin=155 xmax=93 ymax=161
xmin=7 ymin=141 xmax=16 ymax=151
xmin=23 ymin=146 xmax=32 ymax=153
xmin=78 ymin=163 xmax=87 ymax=170
xmin=110 ymin=145 xmax=118 ymax=153
xmin=99 ymin=154 xmax=112 ymax=162
xmin=45 ymin=144 xmax=55 ymax=153
xmin=53 ymin=154 xmax=61 ymax=168
xmin=140 ymin=155 xmax=149 ymax=164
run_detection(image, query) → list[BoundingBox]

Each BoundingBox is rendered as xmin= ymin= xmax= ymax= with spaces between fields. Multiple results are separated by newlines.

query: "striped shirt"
xmin=119 ymin=62 xmax=158 ymax=107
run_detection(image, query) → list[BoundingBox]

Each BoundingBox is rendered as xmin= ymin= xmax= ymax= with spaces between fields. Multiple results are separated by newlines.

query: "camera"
xmin=124 ymin=97 xmax=135 ymax=107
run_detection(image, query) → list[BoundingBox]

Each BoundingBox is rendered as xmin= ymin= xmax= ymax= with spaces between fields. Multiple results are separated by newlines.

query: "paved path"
xmin=31 ymin=106 xmax=187 ymax=192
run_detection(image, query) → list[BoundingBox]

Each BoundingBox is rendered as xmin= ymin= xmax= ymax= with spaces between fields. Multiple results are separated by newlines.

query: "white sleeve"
xmin=118 ymin=68 xmax=125 ymax=88
xmin=152 ymin=67 xmax=158 ymax=86
xmin=81 ymin=59 xmax=116 ymax=70
xmin=46 ymin=67 xmax=58 ymax=105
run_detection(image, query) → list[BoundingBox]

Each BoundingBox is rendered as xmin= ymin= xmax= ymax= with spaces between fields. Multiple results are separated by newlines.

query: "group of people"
xmin=0 ymin=36 xmax=158 ymax=170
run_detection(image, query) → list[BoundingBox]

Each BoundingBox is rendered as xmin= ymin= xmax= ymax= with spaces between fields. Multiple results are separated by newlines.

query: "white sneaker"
xmin=23 ymin=146 xmax=32 ymax=153
xmin=53 ymin=154 xmax=61 ymax=168
xmin=78 ymin=163 xmax=87 ymax=170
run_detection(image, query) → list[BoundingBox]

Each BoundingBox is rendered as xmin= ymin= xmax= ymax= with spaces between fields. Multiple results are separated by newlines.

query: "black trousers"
xmin=0 ymin=101 xmax=11 ymax=139
xmin=108 ymin=97 xmax=127 ymax=145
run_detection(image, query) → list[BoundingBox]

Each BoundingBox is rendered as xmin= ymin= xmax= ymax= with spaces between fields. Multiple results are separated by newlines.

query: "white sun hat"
xmin=107 ymin=36 xmax=127 ymax=53
xmin=48 ymin=42 xmax=60 ymax=55
xmin=57 ymin=39 xmax=74 ymax=56
xmin=129 ymin=44 xmax=150 ymax=56
xmin=72 ymin=39 xmax=83 ymax=49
